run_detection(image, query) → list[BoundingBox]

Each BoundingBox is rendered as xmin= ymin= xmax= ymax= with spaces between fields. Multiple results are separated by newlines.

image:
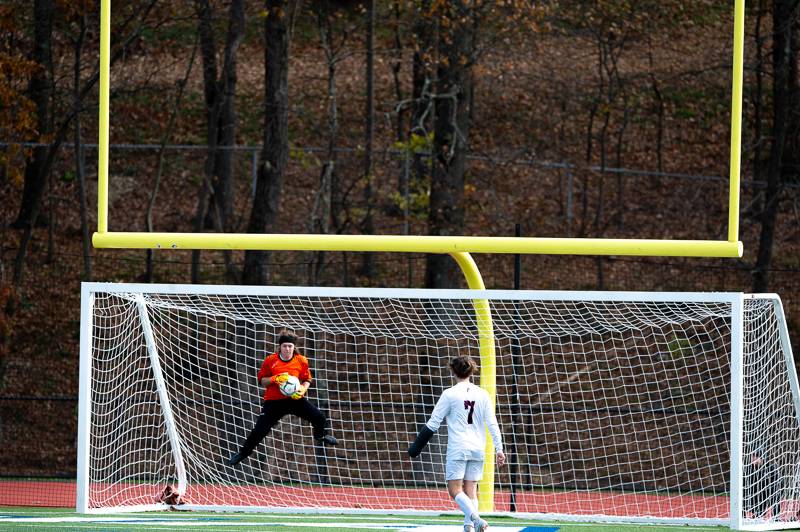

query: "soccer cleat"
xmin=227 ymin=452 xmax=244 ymax=466
xmin=472 ymin=518 xmax=488 ymax=532
xmin=316 ymin=435 xmax=338 ymax=446
xmin=463 ymin=525 xmax=474 ymax=532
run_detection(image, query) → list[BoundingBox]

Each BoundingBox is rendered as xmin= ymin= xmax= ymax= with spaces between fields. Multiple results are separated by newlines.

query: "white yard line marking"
xmin=0 ymin=516 xmax=542 ymax=530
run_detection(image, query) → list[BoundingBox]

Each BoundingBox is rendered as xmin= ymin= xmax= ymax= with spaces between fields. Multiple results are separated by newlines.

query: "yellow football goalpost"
xmin=92 ymin=0 xmax=746 ymax=513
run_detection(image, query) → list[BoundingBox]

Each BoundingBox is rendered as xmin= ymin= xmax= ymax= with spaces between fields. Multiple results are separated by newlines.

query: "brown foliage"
xmin=0 ymin=5 xmax=38 ymax=186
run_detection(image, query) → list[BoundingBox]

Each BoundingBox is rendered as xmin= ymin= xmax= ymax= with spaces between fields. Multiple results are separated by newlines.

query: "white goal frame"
xmin=76 ymin=283 xmax=800 ymax=530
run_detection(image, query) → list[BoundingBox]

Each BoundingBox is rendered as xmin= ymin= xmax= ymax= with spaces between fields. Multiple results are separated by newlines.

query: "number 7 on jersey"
xmin=464 ymin=400 xmax=475 ymax=424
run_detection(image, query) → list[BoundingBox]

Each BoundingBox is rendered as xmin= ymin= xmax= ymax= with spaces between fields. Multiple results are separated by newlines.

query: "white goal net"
xmin=77 ymin=284 xmax=800 ymax=529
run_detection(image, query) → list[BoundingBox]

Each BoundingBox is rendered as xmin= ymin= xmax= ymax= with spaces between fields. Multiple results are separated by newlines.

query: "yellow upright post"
xmin=728 ymin=0 xmax=745 ymax=243
xmin=450 ymin=252 xmax=496 ymax=513
xmin=98 ymin=0 xmax=111 ymax=233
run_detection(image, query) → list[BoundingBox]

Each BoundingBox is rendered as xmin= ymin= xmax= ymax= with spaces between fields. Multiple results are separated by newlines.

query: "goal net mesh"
xmin=83 ymin=289 xmax=800 ymax=526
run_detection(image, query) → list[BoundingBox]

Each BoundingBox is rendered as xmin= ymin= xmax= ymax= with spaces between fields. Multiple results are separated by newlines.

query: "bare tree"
xmin=753 ymin=0 xmax=800 ymax=292
xmin=307 ymin=1 xmax=351 ymax=284
xmin=71 ymin=2 xmax=91 ymax=280
xmin=752 ymin=0 xmax=768 ymax=191
xmin=390 ymin=1 xmax=406 ymax=146
xmin=425 ymin=1 xmax=475 ymax=289
xmin=646 ymin=37 xmax=665 ymax=173
xmin=420 ymin=0 xmax=541 ymax=288
xmin=360 ymin=0 xmax=376 ymax=280
xmin=13 ymin=0 xmax=159 ymax=284
xmin=191 ymin=0 xmax=245 ymax=284
xmin=242 ymin=0 xmax=291 ymax=286
xmin=408 ymin=0 xmax=434 ymax=205
xmin=144 ymin=42 xmax=198 ymax=283
xmin=12 ymin=0 xmax=54 ymax=231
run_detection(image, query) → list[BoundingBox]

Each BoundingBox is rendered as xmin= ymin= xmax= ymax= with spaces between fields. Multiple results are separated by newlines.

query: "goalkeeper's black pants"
xmin=237 ymin=398 xmax=328 ymax=458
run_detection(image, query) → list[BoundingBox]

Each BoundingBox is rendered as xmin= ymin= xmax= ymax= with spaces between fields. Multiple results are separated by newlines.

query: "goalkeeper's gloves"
xmin=270 ymin=373 xmax=290 ymax=385
xmin=290 ymin=387 xmax=306 ymax=400
xmin=407 ymin=425 xmax=435 ymax=458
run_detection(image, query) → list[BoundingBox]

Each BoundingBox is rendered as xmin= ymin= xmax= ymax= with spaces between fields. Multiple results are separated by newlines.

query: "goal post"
xmin=76 ymin=287 xmax=94 ymax=513
xmin=78 ymin=283 xmax=800 ymax=529
xmin=451 ymin=251 xmax=498 ymax=512
xmin=92 ymin=0 xmax=746 ymax=259
xmin=731 ymin=294 xmax=745 ymax=529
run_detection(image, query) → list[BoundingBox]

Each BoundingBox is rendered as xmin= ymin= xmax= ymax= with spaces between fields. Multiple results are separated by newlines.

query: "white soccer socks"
xmin=454 ymin=492 xmax=476 ymax=520
xmin=455 ymin=492 xmax=488 ymax=532
xmin=463 ymin=498 xmax=478 ymax=525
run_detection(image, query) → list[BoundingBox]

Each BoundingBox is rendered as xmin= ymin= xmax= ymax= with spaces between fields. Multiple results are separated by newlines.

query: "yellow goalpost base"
xmin=92 ymin=232 xmax=743 ymax=258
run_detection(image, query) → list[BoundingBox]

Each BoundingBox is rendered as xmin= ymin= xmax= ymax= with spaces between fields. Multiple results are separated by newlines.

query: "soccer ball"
xmin=279 ymin=375 xmax=301 ymax=397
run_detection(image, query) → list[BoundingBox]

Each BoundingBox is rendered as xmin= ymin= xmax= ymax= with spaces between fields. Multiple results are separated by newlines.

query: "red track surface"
xmin=0 ymin=480 xmax=76 ymax=507
xmin=0 ymin=479 xmax=733 ymax=519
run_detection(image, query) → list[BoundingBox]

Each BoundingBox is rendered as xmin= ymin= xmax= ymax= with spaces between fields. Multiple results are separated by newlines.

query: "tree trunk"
xmin=614 ymin=101 xmax=630 ymax=229
xmin=410 ymin=0 xmax=433 ymax=137
xmin=12 ymin=0 xmax=54 ymax=230
xmin=193 ymin=0 xmax=219 ymax=269
xmin=192 ymin=0 xmax=244 ymax=283
xmin=409 ymin=0 xmax=434 ymax=205
xmin=308 ymin=2 xmax=341 ymax=284
xmin=309 ymin=4 xmax=346 ymax=236
xmin=242 ymin=0 xmax=290 ymax=286
xmin=391 ymin=1 xmax=405 ymax=145
xmin=74 ymin=9 xmax=91 ymax=281
xmin=752 ymin=0 xmax=767 ymax=192
xmin=647 ymin=38 xmax=665 ymax=174
xmin=425 ymin=2 xmax=473 ymax=289
xmin=216 ymin=0 xmax=245 ymax=234
xmin=753 ymin=0 xmax=798 ymax=292
xmin=360 ymin=0 xmax=376 ymax=280
xmin=145 ymin=43 xmax=197 ymax=282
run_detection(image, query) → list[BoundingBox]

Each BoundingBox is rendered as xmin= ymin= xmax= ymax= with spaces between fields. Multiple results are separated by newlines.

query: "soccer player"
xmin=408 ymin=355 xmax=505 ymax=532
xmin=228 ymin=331 xmax=337 ymax=466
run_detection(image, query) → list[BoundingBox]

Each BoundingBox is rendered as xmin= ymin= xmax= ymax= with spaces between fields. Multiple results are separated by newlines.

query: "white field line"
xmin=0 ymin=516 xmax=535 ymax=531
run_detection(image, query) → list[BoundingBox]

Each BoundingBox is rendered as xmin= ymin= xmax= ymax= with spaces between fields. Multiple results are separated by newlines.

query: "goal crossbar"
xmin=91 ymin=232 xmax=744 ymax=258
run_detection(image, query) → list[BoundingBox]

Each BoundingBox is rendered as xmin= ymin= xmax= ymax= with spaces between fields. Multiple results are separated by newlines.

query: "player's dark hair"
xmin=450 ymin=355 xmax=477 ymax=379
xmin=277 ymin=330 xmax=299 ymax=347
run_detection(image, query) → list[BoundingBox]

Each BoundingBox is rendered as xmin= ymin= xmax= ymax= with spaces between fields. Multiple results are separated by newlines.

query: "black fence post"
xmin=509 ymin=223 xmax=524 ymax=512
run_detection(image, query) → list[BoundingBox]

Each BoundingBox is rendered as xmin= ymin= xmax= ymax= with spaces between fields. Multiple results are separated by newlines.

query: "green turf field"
xmin=0 ymin=507 xmax=728 ymax=531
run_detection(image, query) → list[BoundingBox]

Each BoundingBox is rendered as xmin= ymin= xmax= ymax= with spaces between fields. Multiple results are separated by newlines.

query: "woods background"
xmin=1 ymin=0 xmax=799 ymax=486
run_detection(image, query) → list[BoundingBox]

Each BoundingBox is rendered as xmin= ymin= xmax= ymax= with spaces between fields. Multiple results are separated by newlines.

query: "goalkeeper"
xmin=228 ymin=331 xmax=337 ymax=466
xmin=408 ymin=355 xmax=505 ymax=532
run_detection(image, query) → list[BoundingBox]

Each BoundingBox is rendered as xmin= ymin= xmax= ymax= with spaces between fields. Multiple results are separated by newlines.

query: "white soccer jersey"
xmin=426 ymin=380 xmax=503 ymax=461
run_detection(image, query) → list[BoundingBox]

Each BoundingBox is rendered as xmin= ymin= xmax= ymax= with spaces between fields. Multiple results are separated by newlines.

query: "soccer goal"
xmin=77 ymin=283 xmax=800 ymax=530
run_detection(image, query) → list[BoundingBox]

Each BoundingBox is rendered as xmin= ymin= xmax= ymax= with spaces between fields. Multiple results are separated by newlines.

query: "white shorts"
xmin=445 ymin=459 xmax=484 ymax=481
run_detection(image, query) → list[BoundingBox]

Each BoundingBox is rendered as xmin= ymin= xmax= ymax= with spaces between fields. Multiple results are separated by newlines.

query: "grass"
xmin=0 ymin=507 xmax=729 ymax=531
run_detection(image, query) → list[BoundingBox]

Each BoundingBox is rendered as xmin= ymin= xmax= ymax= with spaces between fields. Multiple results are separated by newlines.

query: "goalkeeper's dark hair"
xmin=277 ymin=330 xmax=299 ymax=347
xmin=450 ymin=355 xmax=477 ymax=379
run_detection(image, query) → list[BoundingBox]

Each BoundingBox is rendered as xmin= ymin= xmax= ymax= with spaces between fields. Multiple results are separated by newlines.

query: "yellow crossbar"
xmin=93 ymin=232 xmax=743 ymax=258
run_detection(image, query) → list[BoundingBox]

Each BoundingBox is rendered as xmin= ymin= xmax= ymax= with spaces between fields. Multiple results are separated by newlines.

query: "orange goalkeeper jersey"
xmin=257 ymin=352 xmax=312 ymax=401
